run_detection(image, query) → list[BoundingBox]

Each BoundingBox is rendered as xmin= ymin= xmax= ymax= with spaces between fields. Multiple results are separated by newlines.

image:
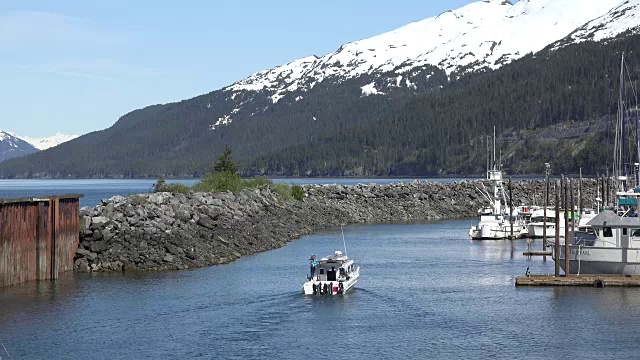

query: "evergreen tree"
xmin=213 ymin=145 xmax=239 ymax=174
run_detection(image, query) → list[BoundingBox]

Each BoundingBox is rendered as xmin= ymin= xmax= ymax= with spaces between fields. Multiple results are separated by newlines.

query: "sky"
xmin=0 ymin=0 xmax=477 ymax=137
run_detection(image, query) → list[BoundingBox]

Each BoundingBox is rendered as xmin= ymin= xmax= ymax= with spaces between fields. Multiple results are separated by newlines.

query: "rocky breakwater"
xmin=76 ymin=179 xmax=597 ymax=272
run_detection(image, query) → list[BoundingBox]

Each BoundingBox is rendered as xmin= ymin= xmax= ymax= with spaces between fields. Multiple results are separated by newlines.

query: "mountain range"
xmin=0 ymin=131 xmax=78 ymax=162
xmin=1 ymin=0 xmax=639 ymax=177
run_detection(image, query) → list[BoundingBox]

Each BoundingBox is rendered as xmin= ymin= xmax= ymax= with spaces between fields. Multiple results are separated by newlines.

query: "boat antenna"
xmin=341 ymin=225 xmax=348 ymax=258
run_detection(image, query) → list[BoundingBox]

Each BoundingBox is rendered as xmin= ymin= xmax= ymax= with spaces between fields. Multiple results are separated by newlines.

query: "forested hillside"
xmin=245 ymin=33 xmax=640 ymax=176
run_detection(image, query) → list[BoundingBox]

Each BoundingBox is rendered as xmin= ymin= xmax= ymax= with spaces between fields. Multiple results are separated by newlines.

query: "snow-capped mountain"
xmin=20 ymin=133 xmax=79 ymax=150
xmin=0 ymin=130 xmax=79 ymax=162
xmin=216 ymin=0 xmax=640 ymax=128
xmin=0 ymin=130 xmax=38 ymax=162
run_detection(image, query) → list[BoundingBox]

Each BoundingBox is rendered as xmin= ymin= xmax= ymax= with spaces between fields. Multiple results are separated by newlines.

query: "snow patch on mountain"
xmin=361 ymin=82 xmax=384 ymax=96
xmin=225 ymin=0 xmax=627 ymax=98
xmin=21 ymin=133 xmax=79 ymax=150
xmin=565 ymin=0 xmax=640 ymax=44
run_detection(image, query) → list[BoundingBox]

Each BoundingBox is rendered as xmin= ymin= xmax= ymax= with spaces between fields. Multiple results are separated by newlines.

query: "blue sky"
xmin=0 ymin=0 xmax=476 ymax=137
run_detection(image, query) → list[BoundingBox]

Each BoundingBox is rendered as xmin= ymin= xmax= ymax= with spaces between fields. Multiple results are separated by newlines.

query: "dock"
xmin=516 ymin=274 xmax=640 ymax=287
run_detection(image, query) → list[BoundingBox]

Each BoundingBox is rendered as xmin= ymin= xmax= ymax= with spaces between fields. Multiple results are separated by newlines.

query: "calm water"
xmin=0 ymin=178 xmax=475 ymax=207
xmin=1 ymin=220 xmax=639 ymax=359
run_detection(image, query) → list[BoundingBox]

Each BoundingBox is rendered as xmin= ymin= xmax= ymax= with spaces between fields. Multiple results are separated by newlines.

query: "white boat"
xmin=527 ymin=208 xmax=563 ymax=239
xmin=469 ymin=128 xmax=530 ymax=240
xmin=469 ymin=208 xmax=528 ymax=240
xmin=556 ymin=210 xmax=640 ymax=274
xmin=303 ymin=251 xmax=360 ymax=295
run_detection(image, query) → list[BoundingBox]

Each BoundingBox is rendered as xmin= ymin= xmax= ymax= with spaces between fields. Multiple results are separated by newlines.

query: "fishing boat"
xmin=557 ymin=210 xmax=640 ymax=274
xmin=302 ymin=251 xmax=360 ymax=295
xmin=469 ymin=128 xmax=528 ymax=240
xmin=527 ymin=208 xmax=562 ymax=239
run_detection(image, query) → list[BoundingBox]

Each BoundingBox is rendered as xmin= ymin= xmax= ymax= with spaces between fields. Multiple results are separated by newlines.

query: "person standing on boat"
xmin=309 ymin=255 xmax=318 ymax=280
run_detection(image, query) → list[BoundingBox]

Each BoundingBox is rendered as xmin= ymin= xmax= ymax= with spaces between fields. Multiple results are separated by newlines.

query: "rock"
xmin=148 ymin=192 xmax=170 ymax=205
xmin=75 ymin=258 xmax=89 ymax=272
xmin=90 ymin=241 xmax=109 ymax=253
xmin=165 ymin=243 xmax=180 ymax=255
xmin=175 ymin=209 xmax=191 ymax=222
xmin=202 ymin=206 xmax=222 ymax=220
xmin=197 ymin=215 xmax=216 ymax=230
xmin=101 ymin=228 xmax=115 ymax=242
xmin=90 ymin=216 xmax=109 ymax=230
xmin=90 ymin=230 xmax=103 ymax=241
xmin=77 ymin=248 xmax=92 ymax=257
xmin=80 ymin=216 xmax=91 ymax=233
xmin=215 ymin=236 xmax=230 ymax=246
xmin=160 ymin=215 xmax=175 ymax=226
xmin=163 ymin=254 xmax=174 ymax=262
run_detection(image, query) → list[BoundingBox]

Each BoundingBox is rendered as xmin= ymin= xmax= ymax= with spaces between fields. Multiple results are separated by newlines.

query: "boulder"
xmin=101 ymin=228 xmax=115 ymax=242
xmin=90 ymin=216 xmax=109 ymax=230
xmin=175 ymin=209 xmax=191 ymax=222
xmin=90 ymin=241 xmax=109 ymax=253
xmin=197 ymin=215 xmax=216 ymax=230
xmin=165 ymin=243 xmax=181 ymax=256
xmin=75 ymin=258 xmax=90 ymax=272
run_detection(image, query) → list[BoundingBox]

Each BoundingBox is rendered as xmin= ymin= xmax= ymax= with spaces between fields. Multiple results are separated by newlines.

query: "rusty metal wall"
xmin=0 ymin=195 xmax=82 ymax=288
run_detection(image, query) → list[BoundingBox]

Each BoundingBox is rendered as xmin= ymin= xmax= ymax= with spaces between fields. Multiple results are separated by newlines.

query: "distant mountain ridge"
xmin=0 ymin=131 xmax=38 ymax=162
xmin=20 ymin=133 xmax=79 ymax=150
xmin=0 ymin=0 xmax=639 ymax=177
xmin=0 ymin=130 xmax=78 ymax=162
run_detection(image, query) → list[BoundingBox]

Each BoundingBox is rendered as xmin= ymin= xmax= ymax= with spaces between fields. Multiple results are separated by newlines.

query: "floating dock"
xmin=516 ymin=274 xmax=640 ymax=287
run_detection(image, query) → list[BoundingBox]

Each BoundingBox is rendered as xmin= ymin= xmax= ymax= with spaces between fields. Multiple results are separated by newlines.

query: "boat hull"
xmin=527 ymin=224 xmax=560 ymax=238
xmin=469 ymin=224 xmax=527 ymax=240
xmin=556 ymin=245 xmax=640 ymax=275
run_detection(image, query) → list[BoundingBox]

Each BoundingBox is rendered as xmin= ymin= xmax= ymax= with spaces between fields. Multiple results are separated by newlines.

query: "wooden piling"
xmin=579 ymin=168 xmax=583 ymax=217
xmin=555 ymin=180 xmax=560 ymax=277
xmin=509 ymin=177 xmax=514 ymax=239
xmin=543 ymin=168 xmax=549 ymax=249
xmin=564 ymin=178 xmax=570 ymax=276
xmin=570 ymin=178 xmax=575 ymax=232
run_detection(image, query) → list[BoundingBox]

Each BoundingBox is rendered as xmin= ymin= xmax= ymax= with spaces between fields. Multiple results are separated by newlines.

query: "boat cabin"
xmin=586 ymin=211 xmax=640 ymax=248
xmin=315 ymin=251 xmax=356 ymax=282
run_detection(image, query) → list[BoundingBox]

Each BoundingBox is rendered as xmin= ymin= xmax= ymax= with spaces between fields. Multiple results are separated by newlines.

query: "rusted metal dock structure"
xmin=0 ymin=194 xmax=83 ymax=287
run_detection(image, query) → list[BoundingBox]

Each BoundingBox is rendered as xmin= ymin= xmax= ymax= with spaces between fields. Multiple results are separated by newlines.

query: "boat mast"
xmin=493 ymin=126 xmax=496 ymax=171
xmin=635 ymin=78 xmax=639 ymax=188
xmin=621 ymin=53 xmax=628 ymax=192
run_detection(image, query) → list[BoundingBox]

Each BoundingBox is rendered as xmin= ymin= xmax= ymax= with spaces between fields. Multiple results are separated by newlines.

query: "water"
xmin=2 ymin=220 xmax=639 ymax=359
xmin=0 ymin=178 xmax=476 ymax=207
